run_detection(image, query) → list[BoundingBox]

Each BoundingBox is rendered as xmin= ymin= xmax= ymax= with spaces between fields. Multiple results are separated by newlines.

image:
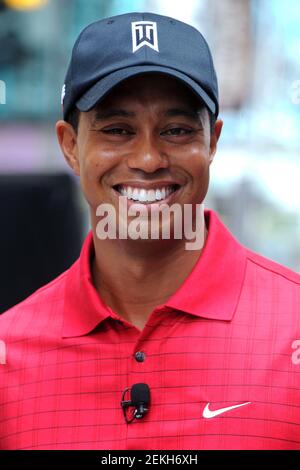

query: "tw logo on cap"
xmin=131 ymin=21 xmax=159 ymax=53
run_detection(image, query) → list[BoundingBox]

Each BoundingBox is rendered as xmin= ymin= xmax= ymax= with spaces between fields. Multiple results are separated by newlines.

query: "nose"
xmin=126 ymin=134 xmax=169 ymax=173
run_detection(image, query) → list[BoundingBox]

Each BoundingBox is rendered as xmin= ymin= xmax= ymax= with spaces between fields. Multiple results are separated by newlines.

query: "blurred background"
xmin=0 ymin=0 xmax=299 ymax=312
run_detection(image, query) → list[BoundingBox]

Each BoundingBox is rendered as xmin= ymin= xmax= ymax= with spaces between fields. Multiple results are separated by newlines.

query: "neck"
xmin=91 ymin=217 xmax=207 ymax=330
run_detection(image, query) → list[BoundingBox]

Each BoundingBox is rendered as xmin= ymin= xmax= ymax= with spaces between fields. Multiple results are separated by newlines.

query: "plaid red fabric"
xmin=0 ymin=210 xmax=300 ymax=450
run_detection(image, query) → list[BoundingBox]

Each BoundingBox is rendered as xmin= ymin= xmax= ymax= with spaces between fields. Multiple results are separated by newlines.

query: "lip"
xmin=111 ymin=183 xmax=183 ymax=212
xmin=112 ymin=180 xmax=183 ymax=190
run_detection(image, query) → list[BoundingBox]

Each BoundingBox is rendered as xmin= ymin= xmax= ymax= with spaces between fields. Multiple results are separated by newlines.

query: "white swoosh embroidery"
xmin=203 ymin=401 xmax=251 ymax=419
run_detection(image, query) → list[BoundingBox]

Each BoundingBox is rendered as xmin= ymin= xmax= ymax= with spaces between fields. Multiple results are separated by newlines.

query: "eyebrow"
xmin=92 ymin=107 xmax=204 ymax=122
xmin=93 ymin=109 xmax=135 ymax=121
xmin=164 ymin=107 xmax=203 ymax=121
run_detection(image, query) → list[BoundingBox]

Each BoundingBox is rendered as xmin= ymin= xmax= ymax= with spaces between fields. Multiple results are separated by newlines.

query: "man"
xmin=0 ymin=12 xmax=300 ymax=451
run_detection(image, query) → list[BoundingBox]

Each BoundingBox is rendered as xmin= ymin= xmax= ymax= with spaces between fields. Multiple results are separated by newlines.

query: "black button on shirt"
xmin=134 ymin=351 xmax=146 ymax=362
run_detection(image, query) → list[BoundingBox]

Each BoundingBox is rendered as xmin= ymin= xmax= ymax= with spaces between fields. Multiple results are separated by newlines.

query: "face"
xmin=56 ymin=73 xmax=223 ymax=239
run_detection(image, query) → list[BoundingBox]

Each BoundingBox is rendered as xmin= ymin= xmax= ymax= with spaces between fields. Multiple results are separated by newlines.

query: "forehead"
xmin=96 ymin=73 xmax=205 ymax=110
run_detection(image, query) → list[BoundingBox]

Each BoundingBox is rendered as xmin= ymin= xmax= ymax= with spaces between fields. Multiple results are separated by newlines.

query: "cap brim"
xmin=76 ymin=65 xmax=217 ymax=116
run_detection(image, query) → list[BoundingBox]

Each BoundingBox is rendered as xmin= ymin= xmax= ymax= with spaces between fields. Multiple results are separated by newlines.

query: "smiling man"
xmin=1 ymin=12 xmax=300 ymax=451
xmin=57 ymin=72 xmax=221 ymax=331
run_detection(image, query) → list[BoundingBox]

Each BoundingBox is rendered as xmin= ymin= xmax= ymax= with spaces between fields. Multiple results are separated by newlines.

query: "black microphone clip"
xmin=121 ymin=383 xmax=151 ymax=423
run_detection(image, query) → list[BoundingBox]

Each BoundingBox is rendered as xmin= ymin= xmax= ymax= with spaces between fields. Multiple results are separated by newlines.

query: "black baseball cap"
xmin=61 ymin=12 xmax=219 ymax=121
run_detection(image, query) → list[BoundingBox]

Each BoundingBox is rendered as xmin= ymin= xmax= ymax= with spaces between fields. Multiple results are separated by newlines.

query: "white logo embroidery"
xmin=131 ymin=21 xmax=159 ymax=53
xmin=61 ymin=84 xmax=66 ymax=105
xmin=203 ymin=402 xmax=251 ymax=419
xmin=0 ymin=340 xmax=6 ymax=365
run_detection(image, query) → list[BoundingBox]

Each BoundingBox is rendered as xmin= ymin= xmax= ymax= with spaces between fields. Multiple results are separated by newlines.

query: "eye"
xmin=161 ymin=127 xmax=194 ymax=136
xmin=101 ymin=128 xmax=135 ymax=135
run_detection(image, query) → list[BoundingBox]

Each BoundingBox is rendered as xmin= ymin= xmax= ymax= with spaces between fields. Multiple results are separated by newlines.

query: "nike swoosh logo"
xmin=203 ymin=401 xmax=251 ymax=418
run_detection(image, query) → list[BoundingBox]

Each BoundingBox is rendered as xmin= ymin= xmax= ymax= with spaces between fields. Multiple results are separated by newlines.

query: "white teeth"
xmin=139 ymin=189 xmax=147 ymax=202
xmin=148 ymin=189 xmax=156 ymax=202
xmin=155 ymin=189 xmax=162 ymax=200
xmin=132 ymin=188 xmax=139 ymax=200
xmin=117 ymin=185 xmax=177 ymax=202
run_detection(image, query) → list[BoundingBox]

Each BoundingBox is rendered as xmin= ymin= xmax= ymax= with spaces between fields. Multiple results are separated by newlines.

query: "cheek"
xmin=78 ymin=139 xmax=119 ymax=182
xmin=77 ymin=145 xmax=119 ymax=206
xmin=177 ymin=143 xmax=211 ymax=201
xmin=182 ymin=142 xmax=211 ymax=176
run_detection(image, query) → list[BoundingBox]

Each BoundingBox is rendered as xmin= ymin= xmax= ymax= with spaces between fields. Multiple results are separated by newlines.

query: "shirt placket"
xmin=120 ymin=307 xmax=170 ymax=450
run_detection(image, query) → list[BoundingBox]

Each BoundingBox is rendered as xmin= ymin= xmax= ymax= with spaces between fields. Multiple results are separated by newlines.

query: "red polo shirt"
xmin=0 ymin=210 xmax=300 ymax=450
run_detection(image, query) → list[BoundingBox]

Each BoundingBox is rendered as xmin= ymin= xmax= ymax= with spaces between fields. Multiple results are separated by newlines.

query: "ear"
xmin=56 ymin=120 xmax=80 ymax=176
xmin=209 ymin=118 xmax=223 ymax=164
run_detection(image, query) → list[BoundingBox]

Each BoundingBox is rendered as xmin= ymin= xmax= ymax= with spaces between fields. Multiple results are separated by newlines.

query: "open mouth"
xmin=113 ymin=184 xmax=181 ymax=204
